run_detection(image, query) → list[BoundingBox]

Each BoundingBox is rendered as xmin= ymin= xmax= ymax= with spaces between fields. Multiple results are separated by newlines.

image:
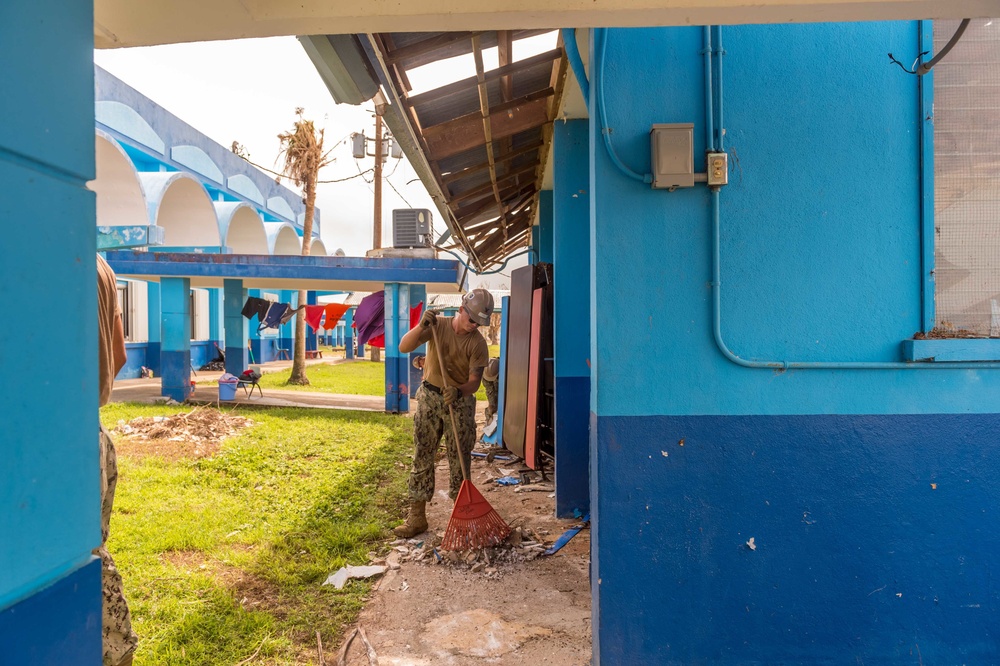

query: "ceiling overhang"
xmin=95 ymin=0 xmax=998 ymax=49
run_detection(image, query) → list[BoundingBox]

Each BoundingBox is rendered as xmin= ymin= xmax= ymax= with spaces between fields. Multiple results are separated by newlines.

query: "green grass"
xmin=258 ymin=360 xmax=384 ymax=396
xmin=100 ymin=402 xmax=413 ymax=665
xmin=259 ymin=358 xmax=490 ymax=401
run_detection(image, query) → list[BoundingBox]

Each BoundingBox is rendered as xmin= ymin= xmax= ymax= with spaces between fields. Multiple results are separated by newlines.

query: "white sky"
xmin=93 ymin=34 xmax=553 ymax=287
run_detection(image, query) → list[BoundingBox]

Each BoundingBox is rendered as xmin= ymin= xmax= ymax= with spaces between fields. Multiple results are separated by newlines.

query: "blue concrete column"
xmin=408 ymin=283 xmax=428 ymax=398
xmin=306 ymin=291 xmax=317 ymax=352
xmin=160 ymin=277 xmax=193 ymax=402
xmin=208 ymin=287 xmax=222 ymax=344
xmin=223 ymin=279 xmax=248 ymax=376
xmin=344 ymin=309 xmax=355 ymax=359
xmin=248 ymin=288 xmax=263 ymax=364
xmin=553 ymin=119 xmax=592 ymax=518
xmin=0 ymin=0 xmax=103 ymax=657
xmin=279 ymin=290 xmax=295 ymax=355
xmin=146 ymin=281 xmax=162 ymax=374
xmin=537 ymin=189 xmax=554 ymax=264
xmin=384 ymin=283 xmax=410 ymax=413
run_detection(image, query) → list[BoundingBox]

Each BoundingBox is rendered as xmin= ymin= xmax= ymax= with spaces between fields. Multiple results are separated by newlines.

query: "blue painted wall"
xmin=0 ymin=0 xmax=101 ymax=659
xmin=588 ymin=23 xmax=1000 ymax=663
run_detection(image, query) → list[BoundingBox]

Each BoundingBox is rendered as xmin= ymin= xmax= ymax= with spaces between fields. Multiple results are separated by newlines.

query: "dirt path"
xmin=339 ymin=449 xmax=592 ymax=665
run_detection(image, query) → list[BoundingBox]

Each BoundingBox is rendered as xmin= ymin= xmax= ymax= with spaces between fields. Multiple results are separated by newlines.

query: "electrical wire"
xmin=888 ymin=19 xmax=971 ymax=75
xmin=385 ymin=177 xmax=413 ymax=208
xmin=317 ymin=168 xmax=375 ymax=184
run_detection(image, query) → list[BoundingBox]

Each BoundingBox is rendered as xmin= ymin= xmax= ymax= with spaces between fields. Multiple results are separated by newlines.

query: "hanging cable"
xmin=888 ymin=19 xmax=970 ymax=75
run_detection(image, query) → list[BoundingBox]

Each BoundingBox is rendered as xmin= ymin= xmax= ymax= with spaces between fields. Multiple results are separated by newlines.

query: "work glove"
xmin=419 ymin=309 xmax=439 ymax=329
xmin=443 ymin=386 xmax=461 ymax=406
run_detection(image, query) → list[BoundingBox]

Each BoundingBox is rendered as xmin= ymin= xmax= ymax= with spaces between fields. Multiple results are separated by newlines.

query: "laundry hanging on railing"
xmin=259 ymin=302 xmax=290 ymax=332
xmin=321 ymin=303 xmax=350 ymax=331
xmin=304 ymin=305 xmax=326 ymax=332
xmin=366 ymin=301 xmax=424 ymax=349
xmin=241 ymin=296 xmax=270 ymax=322
xmin=353 ymin=292 xmax=385 ymax=347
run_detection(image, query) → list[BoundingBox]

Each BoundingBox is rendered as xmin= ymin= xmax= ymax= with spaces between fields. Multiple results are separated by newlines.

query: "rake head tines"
xmin=441 ymin=480 xmax=511 ymax=551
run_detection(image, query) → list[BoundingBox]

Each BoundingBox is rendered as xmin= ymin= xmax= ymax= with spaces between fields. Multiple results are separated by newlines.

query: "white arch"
xmin=309 ymin=238 xmax=328 ymax=256
xmin=139 ymin=172 xmax=220 ymax=247
xmin=265 ymin=222 xmax=302 ymax=255
xmin=90 ymin=130 xmax=149 ymax=227
xmin=216 ymin=202 xmax=268 ymax=254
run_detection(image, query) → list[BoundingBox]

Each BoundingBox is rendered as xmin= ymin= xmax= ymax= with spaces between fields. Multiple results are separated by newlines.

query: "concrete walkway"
xmin=112 ymin=354 xmax=389 ymax=412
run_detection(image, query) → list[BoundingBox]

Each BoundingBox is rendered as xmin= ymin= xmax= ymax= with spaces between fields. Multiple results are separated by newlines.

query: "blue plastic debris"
xmin=472 ymin=451 xmax=515 ymax=461
xmin=495 ymin=476 xmax=520 ymax=486
xmin=544 ymin=514 xmax=591 ymax=556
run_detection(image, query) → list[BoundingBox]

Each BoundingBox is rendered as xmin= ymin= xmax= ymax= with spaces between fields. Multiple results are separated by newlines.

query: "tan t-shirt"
xmin=418 ymin=316 xmax=489 ymax=390
xmin=97 ymin=255 xmax=122 ymax=407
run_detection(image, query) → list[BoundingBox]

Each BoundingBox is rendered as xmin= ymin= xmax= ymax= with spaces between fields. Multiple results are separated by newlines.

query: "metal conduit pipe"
xmin=703 ymin=27 xmax=715 ymax=154
xmin=561 ymin=28 xmax=590 ymax=103
xmin=705 ymin=27 xmax=1000 ymax=371
xmin=596 ymin=29 xmax=652 ymax=184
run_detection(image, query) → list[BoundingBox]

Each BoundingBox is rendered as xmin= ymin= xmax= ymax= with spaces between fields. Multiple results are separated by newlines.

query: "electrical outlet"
xmin=707 ymin=152 xmax=728 ymax=187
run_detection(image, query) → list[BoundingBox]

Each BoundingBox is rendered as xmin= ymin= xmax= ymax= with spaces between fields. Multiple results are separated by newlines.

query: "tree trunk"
xmin=287 ymin=182 xmax=316 ymax=385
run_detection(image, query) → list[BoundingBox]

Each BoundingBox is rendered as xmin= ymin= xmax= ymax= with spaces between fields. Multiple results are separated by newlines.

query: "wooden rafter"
xmin=385 ymin=31 xmax=484 ymax=65
xmin=472 ymin=33 xmax=509 ymax=257
xmin=448 ymin=161 xmax=539 ymax=205
xmin=405 ymin=48 xmax=562 ymax=108
xmin=421 ymin=97 xmax=549 ymax=161
xmin=440 ymin=139 xmax=543 ymax=185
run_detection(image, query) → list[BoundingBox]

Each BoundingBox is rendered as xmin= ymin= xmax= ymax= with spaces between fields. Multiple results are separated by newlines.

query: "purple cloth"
xmin=353 ymin=291 xmax=385 ymax=347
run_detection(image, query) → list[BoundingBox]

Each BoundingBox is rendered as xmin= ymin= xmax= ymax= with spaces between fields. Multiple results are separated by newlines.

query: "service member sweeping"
xmin=394 ymin=289 xmax=494 ymax=538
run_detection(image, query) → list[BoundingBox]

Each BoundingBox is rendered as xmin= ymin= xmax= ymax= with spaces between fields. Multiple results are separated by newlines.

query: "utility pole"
xmin=373 ymin=104 xmax=384 ymax=250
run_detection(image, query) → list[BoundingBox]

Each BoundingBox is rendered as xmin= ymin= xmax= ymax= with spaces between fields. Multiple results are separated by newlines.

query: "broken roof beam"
xmin=471 ymin=34 xmax=510 ymax=256
xmin=448 ymin=161 xmax=540 ymax=205
xmin=422 ymin=96 xmax=550 ymax=161
xmin=440 ymin=138 xmax=543 ymax=185
xmin=405 ymin=48 xmax=562 ymax=108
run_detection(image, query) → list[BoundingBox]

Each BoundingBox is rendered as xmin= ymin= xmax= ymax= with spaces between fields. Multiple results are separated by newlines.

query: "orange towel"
xmin=322 ymin=303 xmax=350 ymax=330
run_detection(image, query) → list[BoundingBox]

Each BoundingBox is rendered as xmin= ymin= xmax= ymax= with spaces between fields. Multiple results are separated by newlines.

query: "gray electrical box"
xmin=352 ymin=132 xmax=366 ymax=159
xmin=392 ymin=209 xmax=433 ymax=248
xmin=650 ymin=123 xmax=694 ymax=189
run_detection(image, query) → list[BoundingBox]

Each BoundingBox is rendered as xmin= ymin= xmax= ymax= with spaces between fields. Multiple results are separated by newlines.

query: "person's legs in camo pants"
xmin=483 ymin=378 xmax=498 ymax=421
xmin=408 ymin=386 xmax=478 ymax=501
xmin=95 ymin=425 xmax=138 ymax=666
xmin=443 ymin=393 xmax=477 ymax=498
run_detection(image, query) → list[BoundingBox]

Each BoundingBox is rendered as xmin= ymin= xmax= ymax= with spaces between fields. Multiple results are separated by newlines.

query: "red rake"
xmin=430 ymin=325 xmax=511 ymax=551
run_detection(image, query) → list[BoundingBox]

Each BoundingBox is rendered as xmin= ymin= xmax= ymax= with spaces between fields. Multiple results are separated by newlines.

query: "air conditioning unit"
xmin=392 ymin=209 xmax=432 ymax=248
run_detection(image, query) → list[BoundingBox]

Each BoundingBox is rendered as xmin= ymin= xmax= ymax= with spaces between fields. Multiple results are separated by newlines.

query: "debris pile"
xmin=114 ymin=408 xmax=252 ymax=444
xmin=371 ymin=519 xmax=550 ymax=580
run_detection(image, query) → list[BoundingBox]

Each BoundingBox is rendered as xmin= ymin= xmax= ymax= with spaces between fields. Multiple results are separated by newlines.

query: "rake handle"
xmin=429 ymin=324 xmax=471 ymax=483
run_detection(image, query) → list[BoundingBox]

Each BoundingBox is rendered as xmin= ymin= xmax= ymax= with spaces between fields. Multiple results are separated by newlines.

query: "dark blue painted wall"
xmin=593 ymin=413 xmax=1000 ymax=664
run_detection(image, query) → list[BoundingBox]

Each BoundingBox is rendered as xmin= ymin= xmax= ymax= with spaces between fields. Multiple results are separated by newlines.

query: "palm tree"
xmin=276 ymin=108 xmax=334 ymax=385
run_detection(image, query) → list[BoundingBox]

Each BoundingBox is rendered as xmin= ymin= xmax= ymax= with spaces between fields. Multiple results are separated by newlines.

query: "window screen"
xmin=934 ymin=18 xmax=1000 ymax=336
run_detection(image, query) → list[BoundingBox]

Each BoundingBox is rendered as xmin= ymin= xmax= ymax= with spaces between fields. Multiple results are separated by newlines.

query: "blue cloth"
xmin=259 ymin=302 xmax=290 ymax=332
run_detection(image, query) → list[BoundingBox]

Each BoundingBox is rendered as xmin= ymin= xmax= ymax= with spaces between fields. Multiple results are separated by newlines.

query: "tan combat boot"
xmin=393 ymin=501 xmax=428 ymax=538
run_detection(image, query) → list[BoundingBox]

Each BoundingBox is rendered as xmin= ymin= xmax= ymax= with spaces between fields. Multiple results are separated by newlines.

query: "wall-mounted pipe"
xmin=705 ymin=26 xmax=1000 ymax=371
xmin=561 ymin=28 xmax=590 ymax=103
xmin=595 ymin=29 xmax=653 ymax=184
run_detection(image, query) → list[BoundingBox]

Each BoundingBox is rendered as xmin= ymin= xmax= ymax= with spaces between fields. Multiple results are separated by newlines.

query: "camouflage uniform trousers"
xmin=408 ymin=385 xmax=478 ymax=502
xmin=96 ymin=425 xmax=138 ymax=666
xmin=483 ymin=378 xmax=499 ymax=421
